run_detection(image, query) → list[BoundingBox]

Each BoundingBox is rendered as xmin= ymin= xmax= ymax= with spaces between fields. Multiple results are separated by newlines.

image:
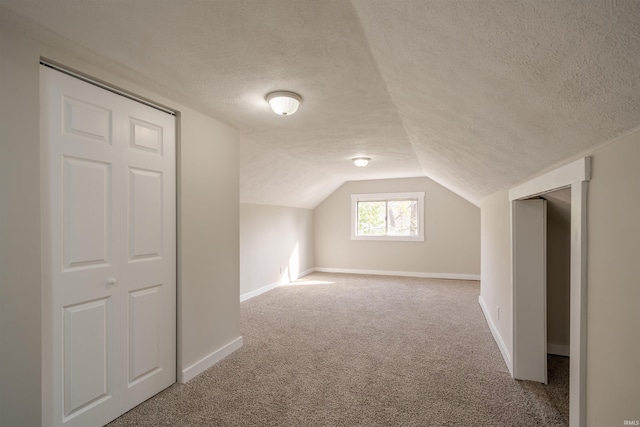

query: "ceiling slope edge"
xmin=343 ymin=0 xmax=481 ymax=206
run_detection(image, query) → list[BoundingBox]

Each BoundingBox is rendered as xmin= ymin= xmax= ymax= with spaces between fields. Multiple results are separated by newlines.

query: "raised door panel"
xmin=63 ymin=96 xmax=112 ymax=144
xmin=128 ymin=286 xmax=162 ymax=385
xmin=62 ymin=157 xmax=113 ymax=271
xmin=63 ymin=298 xmax=112 ymax=420
xmin=128 ymin=168 xmax=163 ymax=262
xmin=130 ymin=118 xmax=163 ymax=155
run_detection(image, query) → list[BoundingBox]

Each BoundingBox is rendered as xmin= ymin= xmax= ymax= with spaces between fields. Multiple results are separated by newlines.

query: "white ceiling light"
xmin=266 ymin=91 xmax=302 ymax=116
xmin=352 ymin=157 xmax=370 ymax=167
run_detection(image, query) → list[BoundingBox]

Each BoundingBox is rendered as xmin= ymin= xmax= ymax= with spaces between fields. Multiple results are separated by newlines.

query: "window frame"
xmin=350 ymin=192 xmax=425 ymax=242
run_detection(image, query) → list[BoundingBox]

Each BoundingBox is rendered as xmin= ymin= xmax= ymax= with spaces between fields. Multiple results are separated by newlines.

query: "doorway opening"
xmin=544 ymin=188 xmax=571 ymax=361
xmin=510 ymin=158 xmax=589 ymax=427
xmin=543 ymin=188 xmax=572 ymax=420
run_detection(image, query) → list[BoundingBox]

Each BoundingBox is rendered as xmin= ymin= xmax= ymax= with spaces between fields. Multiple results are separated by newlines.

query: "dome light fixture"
xmin=266 ymin=91 xmax=302 ymax=116
xmin=352 ymin=157 xmax=370 ymax=167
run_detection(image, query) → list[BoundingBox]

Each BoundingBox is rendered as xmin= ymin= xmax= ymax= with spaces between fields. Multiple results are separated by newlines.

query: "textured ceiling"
xmin=2 ymin=0 xmax=640 ymax=208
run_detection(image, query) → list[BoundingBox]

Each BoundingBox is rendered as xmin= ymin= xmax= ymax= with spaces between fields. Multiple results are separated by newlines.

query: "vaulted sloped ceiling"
xmin=2 ymin=0 xmax=639 ymax=208
xmin=352 ymin=0 xmax=640 ymax=203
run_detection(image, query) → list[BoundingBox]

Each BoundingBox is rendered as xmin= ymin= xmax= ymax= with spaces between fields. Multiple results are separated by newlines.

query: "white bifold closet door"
xmin=41 ymin=66 xmax=176 ymax=427
xmin=513 ymin=198 xmax=547 ymax=384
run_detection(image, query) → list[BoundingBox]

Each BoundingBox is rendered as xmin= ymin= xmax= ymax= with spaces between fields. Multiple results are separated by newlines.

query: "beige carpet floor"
xmin=108 ymin=273 xmax=569 ymax=426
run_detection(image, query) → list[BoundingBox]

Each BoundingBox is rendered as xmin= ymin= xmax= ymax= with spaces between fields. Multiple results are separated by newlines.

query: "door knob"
xmin=106 ymin=277 xmax=118 ymax=287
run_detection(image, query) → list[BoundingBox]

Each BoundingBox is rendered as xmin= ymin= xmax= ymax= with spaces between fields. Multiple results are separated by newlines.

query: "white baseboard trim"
xmin=240 ymin=281 xmax=280 ymax=302
xmin=240 ymin=268 xmax=317 ymax=302
xmin=240 ymin=268 xmax=478 ymax=304
xmin=180 ymin=336 xmax=243 ymax=383
xmin=547 ymin=343 xmax=570 ymax=357
xmin=294 ymin=268 xmax=315 ymax=279
xmin=478 ymin=296 xmax=513 ymax=375
xmin=314 ymin=267 xmax=480 ymax=281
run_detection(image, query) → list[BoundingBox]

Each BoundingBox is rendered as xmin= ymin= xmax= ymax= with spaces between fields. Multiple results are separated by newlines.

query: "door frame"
xmin=509 ymin=157 xmax=590 ymax=427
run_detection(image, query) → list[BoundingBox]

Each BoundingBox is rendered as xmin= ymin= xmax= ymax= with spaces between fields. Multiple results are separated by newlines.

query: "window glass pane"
xmin=387 ymin=200 xmax=418 ymax=236
xmin=357 ymin=201 xmax=386 ymax=235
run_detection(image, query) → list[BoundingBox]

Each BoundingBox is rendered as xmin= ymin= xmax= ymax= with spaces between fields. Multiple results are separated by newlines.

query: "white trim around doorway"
xmin=509 ymin=157 xmax=590 ymax=427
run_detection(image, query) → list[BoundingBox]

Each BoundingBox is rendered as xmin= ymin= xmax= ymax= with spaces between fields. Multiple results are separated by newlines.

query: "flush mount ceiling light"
xmin=266 ymin=91 xmax=302 ymax=116
xmin=352 ymin=157 xmax=370 ymax=167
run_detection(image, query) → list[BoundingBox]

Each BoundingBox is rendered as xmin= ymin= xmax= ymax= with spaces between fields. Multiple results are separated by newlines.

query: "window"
xmin=350 ymin=192 xmax=425 ymax=241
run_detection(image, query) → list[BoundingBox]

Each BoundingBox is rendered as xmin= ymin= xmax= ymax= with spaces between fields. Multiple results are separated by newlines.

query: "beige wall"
xmin=586 ymin=130 xmax=640 ymax=425
xmin=480 ymin=129 xmax=640 ymax=425
xmin=179 ymin=110 xmax=240 ymax=371
xmin=240 ymin=204 xmax=314 ymax=296
xmin=0 ymin=25 xmax=43 ymax=427
xmin=315 ymin=177 xmax=480 ymax=277
xmin=0 ymin=25 xmax=240 ymax=426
